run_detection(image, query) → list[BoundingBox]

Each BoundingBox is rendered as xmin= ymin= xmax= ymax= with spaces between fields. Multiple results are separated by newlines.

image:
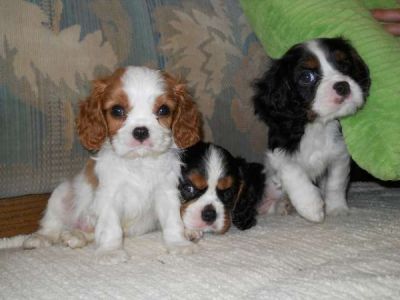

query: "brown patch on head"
xmin=84 ymin=158 xmax=98 ymax=188
xmin=217 ymin=176 xmax=233 ymax=190
xmin=218 ymin=210 xmax=231 ymax=234
xmin=334 ymin=50 xmax=347 ymax=62
xmin=303 ymin=55 xmax=319 ymax=69
xmin=188 ymin=172 xmax=208 ymax=190
xmin=76 ymin=68 xmax=129 ymax=151
xmin=162 ymin=72 xmax=202 ymax=148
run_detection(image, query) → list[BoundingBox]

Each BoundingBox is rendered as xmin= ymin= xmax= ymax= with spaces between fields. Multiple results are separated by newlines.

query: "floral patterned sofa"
xmin=0 ymin=0 xmax=269 ymax=234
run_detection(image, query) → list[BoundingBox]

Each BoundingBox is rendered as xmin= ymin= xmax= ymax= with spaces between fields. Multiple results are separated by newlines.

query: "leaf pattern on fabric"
xmin=0 ymin=0 xmax=118 ymax=97
xmin=155 ymin=0 xmax=269 ymax=147
xmin=155 ymin=1 xmax=241 ymax=119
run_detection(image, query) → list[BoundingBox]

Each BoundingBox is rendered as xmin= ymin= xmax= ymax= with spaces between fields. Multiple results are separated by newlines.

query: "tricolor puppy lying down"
xmin=23 ymin=66 xmax=202 ymax=264
xmin=178 ymin=142 xmax=265 ymax=241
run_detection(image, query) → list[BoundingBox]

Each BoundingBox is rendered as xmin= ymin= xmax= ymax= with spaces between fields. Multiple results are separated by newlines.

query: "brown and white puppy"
xmin=23 ymin=66 xmax=201 ymax=264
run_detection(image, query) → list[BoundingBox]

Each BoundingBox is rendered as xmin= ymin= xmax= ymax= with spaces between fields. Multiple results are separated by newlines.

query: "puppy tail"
xmin=232 ymin=158 xmax=266 ymax=230
xmin=0 ymin=234 xmax=31 ymax=249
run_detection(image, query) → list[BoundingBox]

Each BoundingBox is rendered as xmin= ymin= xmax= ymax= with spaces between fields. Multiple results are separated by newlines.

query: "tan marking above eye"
xmin=334 ymin=50 xmax=347 ymax=61
xmin=303 ymin=56 xmax=319 ymax=69
xmin=188 ymin=172 xmax=208 ymax=190
xmin=103 ymin=88 xmax=130 ymax=110
xmin=217 ymin=176 xmax=233 ymax=190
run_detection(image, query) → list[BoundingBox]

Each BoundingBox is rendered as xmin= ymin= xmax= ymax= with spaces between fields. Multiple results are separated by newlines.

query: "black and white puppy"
xmin=178 ymin=142 xmax=265 ymax=240
xmin=252 ymin=37 xmax=370 ymax=222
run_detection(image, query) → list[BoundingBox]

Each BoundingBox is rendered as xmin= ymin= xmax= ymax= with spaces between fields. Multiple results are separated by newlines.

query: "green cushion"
xmin=240 ymin=0 xmax=400 ymax=180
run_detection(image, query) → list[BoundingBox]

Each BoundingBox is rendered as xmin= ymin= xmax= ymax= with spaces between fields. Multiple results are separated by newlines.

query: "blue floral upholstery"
xmin=0 ymin=0 xmax=269 ymax=198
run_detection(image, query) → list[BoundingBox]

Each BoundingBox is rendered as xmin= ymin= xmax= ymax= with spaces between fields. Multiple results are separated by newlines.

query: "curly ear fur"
xmin=231 ymin=158 xmax=265 ymax=231
xmin=349 ymin=46 xmax=371 ymax=97
xmin=76 ymin=79 xmax=108 ymax=151
xmin=252 ymin=58 xmax=311 ymax=153
xmin=168 ymin=75 xmax=202 ymax=149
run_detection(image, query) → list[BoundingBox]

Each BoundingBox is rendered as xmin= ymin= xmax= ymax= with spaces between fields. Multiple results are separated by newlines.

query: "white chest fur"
xmin=268 ymin=120 xmax=348 ymax=182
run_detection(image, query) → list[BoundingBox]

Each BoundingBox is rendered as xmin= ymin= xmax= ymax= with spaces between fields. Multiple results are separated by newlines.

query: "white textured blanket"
xmin=1 ymin=183 xmax=400 ymax=300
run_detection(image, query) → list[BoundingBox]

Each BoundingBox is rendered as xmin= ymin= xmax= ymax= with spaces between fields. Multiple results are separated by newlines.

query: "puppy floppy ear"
xmin=232 ymin=158 xmax=265 ymax=231
xmin=76 ymin=79 xmax=108 ymax=151
xmin=252 ymin=56 xmax=312 ymax=152
xmin=166 ymin=74 xmax=202 ymax=148
xmin=349 ymin=46 xmax=371 ymax=97
xmin=252 ymin=59 xmax=290 ymax=121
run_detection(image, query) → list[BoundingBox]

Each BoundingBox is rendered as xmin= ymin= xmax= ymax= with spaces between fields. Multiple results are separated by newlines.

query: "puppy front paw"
xmin=95 ymin=248 xmax=129 ymax=265
xmin=295 ymin=198 xmax=325 ymax=223
xmin=184 ymin=229 xmax=203 ymax=243
xmin=166 ymin=240 xmax=199 ymax=255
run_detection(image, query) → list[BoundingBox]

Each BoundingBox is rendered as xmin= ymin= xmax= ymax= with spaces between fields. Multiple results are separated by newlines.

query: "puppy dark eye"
xmin=182 ymin=184 xmax=195 ymax=195
xmin=223 ymin=188 xmax=234 ymax=200
xmin=157 ymin=105 xmax=170 ymax=116
xmin=111 ymin=105 xmax=125 ymax=118
xmin=298 ymin=70 xmax=317 ymax=86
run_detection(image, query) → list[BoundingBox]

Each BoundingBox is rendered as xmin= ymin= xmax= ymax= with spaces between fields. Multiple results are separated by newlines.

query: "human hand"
xmin=371 ymin=8 xmax=400 ymax=36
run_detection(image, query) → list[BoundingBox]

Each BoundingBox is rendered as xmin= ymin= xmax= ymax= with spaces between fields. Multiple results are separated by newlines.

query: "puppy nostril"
xmin=333 ymin=81 xmax=350 ymax=97
xmin=201 ymin=204 xmax=217 ymax=224
xmin=132 ymin=126 xmax=149 ymax=142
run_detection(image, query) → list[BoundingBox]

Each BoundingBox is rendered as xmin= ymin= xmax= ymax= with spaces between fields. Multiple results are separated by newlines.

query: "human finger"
xmin=371 ymin=9 xmax=400 ymax=22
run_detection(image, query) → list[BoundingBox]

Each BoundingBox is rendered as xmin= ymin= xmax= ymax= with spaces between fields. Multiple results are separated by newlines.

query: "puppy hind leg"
xmin=257 ymin=179 xmax=284 ymax=215
xmin=275 ymin=196 xmax=295 ymax=216
xmin=23 ymin=222 xmax=63 ymax=249
xmin=23 ymin=182 xmax=72 ymax=249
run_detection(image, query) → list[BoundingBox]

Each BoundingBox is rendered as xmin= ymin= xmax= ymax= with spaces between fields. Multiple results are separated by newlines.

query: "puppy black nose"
xmin=333 ymin=81 xmax=350 ymax=97
xmin=201 ymin=204 xmax=217 ymax=224
xmin=132 ymin=127 xmax=149 ymax=142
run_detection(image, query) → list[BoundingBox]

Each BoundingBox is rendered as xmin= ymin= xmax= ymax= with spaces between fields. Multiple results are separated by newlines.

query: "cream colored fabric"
xmin=1 ymin=183 xmax=399 ymax=299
